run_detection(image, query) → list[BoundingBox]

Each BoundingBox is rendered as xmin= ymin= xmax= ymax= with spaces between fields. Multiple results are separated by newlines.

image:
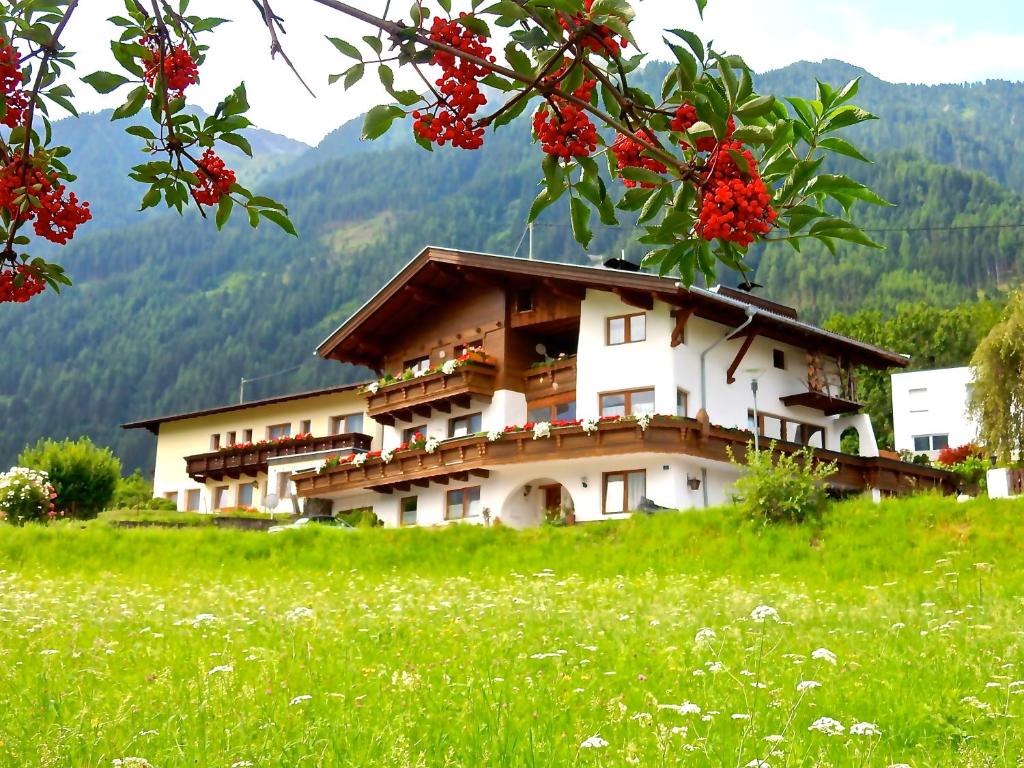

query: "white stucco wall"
xmin=891 ymin=367 xmax=978 ymax=455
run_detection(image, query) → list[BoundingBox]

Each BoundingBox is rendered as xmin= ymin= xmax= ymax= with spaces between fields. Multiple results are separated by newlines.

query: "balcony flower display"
xmin=486 ymin=429 xmax=503 ymax=442
xmin=219 ymin=433 xmax=313 ymax=453
xmin=424 ymin=436 xmax=441 ymax=454
xmin=360 ymin=347 xmax=497 ymax=394
xmin=532 ymin=422 xmax=552 ymax=440
xmin=581 ymin=417 xmax=599 ymax=434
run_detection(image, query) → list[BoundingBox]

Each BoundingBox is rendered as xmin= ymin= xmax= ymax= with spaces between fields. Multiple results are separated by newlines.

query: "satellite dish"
xmin=535 ymin=343 xmax=547 ymax=356
xmin=264 ymin=493 xmax=280 ymax=511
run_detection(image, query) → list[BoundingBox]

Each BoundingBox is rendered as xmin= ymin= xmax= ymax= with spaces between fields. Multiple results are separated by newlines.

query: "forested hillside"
xmin=2 ymin=60 xmax=1022 ymax=471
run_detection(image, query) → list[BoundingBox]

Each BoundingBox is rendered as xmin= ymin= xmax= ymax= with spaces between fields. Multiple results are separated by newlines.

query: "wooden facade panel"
xmin=185 ymin=432 xmax=372 ymax=482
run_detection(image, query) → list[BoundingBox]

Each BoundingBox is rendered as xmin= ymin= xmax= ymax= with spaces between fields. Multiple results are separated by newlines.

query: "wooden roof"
xmin=316 ymin=246 xmax=909 ymax=371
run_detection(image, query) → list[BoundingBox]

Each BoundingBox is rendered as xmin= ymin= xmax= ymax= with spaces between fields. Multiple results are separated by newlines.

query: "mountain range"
xmin=2 ymin=59 xmax=1023 ymax=472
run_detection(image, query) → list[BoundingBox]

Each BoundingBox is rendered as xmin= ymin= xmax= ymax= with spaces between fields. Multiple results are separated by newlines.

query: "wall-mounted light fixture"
xmin=523 ymin=484 xmax=533 ymax=497
xmin=581 ymin=476 xmax=589 ymax=489
xmin=686 ymin=474 xmax=702 ymax=491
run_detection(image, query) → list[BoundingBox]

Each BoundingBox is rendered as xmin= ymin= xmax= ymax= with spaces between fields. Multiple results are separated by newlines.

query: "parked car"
xmin=268 ymin=516 xmax=354 ymax=533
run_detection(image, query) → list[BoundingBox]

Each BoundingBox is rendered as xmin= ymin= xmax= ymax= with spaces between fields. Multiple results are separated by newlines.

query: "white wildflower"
xmin=285 ymin=606 xmax=314 ymax=621
xmin=694 ymin=627 xmax=716 ymax=646
xmin=808 ymin=716 xmax=845 ymax=736
xmin=580 ymin=735 xmax=608 ymax=749
xmin=39 ymin=649 xmax=59 ymax=655
xmin=797 ymin=680 xmax=821 ymax=692
xmin=849 ymin=721 xmax=882 ymax=736
xmin=731 ymin=713 xmax=751 ymax=720
xmin=764 ymin=734 xmax=785 ymax=743
xmin=658 ymin=702 xmax=701 ymax=715
xmin=751 ymin=605 xmax=779 ymax=623
xmin=112 ymin=760 xmax=153 ymax=768
xmin=745 ymin=761 xmax=770 ymax=768
xmin=811 ymin=647 xmax=837 ymax=665
xmin=208 ymin=665 xmax=233 ymax=676
xmin=289 ymin=694 xmax=313 ymax=705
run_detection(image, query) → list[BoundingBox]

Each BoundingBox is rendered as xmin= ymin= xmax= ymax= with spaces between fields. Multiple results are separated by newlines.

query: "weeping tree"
xmin=969 ymin=291 xmax=1024 ymax=463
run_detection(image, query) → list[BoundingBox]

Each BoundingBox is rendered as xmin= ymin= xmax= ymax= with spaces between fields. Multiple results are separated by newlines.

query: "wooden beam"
xmin=412 ymin=478 xmax=430 ymax=488
xmin=542 ymin=279 xmax=586 ymax=301
xmin=726 ymin=333 xmax=757 ymax=384
xmin=451 ymin=471 xmax=468 ymax=482
xmin=405 ymin=286 xmax=443 ymax=305
xmin=432 ymin=399 xmax=451 ymax=414
xmin=469 ymin=468 xmax=491 ymax=478
xmin=612 ymin=287 xmax=654 ymax=310
xmin=670 ymin=306 xmax=695 ymax=347
xmin=411 ymin=404 xmax=433 ymax=419
xmin=451 ymin=394 xmax=472 ymax=409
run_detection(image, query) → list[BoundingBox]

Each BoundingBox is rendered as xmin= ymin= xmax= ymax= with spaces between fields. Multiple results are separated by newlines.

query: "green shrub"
xmin=18 ymin=437 xmax=121 ymax=519
xmin=0 ymin=467 xmax=56 ymax=524
xmin=110 ymin=470 xmax=155 ymax=509
xmin=948 ymin=455 xmax=989 ymax=494
xmin=729 ymin=442 xmax=837 ymax=525
xmin=337 ymin=508 xmax=382 ymax=527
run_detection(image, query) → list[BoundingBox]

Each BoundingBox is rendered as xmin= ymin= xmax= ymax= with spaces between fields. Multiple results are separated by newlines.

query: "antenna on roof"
xmin=239 ymin=363 xmax=303 ymax=404
xmin=528 ymin=222 xmax=533 ymax=260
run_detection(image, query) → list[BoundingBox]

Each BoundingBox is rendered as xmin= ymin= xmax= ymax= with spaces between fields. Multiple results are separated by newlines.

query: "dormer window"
xmin=515 ymin=289 xmax=534 ymax=312
xmin=607 ymin=313 xmax=646 ymax=345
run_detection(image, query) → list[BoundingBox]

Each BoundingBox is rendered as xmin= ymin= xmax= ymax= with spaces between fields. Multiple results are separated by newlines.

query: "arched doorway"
xmin=840 ymin=426 xmax=861 ymax=455
xmin=499 ymin=478 xmax=576 ymax=529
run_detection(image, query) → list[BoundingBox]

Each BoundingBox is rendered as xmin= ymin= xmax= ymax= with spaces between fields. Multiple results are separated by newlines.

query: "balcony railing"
xmin=523 ymin=356 xmax=577 ymax=401
xmin=186 ymin=432 xmax=372 ymax=482
xmin=292 ymin=416 xmax=956 ymax=498
xmin=780 ymin=353 xmax=861 ymax=415
xmin=365 ymin=360 xmax=498 ymax=425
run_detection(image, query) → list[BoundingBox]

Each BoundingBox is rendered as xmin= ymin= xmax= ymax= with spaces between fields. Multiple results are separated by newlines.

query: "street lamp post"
xmin=751 ymin=377 xmax=760 ymax=453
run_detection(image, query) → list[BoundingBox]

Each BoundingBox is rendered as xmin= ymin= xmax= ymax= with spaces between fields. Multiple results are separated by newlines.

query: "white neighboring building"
xmin=891 ymin=367 xmax=979 ymax=457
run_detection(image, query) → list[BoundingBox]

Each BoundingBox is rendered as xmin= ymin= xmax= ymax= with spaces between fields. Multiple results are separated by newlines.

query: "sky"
xmin=60 ymin=0 xmax=1024 ymax=146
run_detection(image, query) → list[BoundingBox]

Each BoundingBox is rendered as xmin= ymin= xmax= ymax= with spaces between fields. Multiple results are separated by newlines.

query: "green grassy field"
xmin=1 ymin=495 xmax=1022 ymax=767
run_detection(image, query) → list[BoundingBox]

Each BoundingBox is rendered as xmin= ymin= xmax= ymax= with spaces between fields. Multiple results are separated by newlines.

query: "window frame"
xmin=402 ymin=424 xmax=427 ymax=444
xmin=330 ymin=412 xmax=364 ymax=435
xmin=747 ymin=408 xmax=824 ymax=447
xmin=445 ymin=486 xmax=482 ymax=520
xmin=267 ymin=422 xmax=291 ymax=440
xmin=299 ymin=419 xmax=312 ymax=435
xmin=237 ymin=482 xmax=256 ymax=508
xmin=599 ymin=387 xmax=656 ymax=418
xmin=210 ymin=433 xmax=221 ymax=450
xmin=404 ymin=356 xmax=431 ymax=375
xmin=602 ymin=469 xmax=646 ymax=515
xmin=606 ymin=312 xmax=647 ymax=346
xmin=676 ymin=389 xmax=689 ymax=418
xmin=185 ymin=488 xmax=201 ymax=511
xmin=225 ymin=431 xmax=236 ymax=446
xmin=448 ymin=412 xmax=483 ymax=438
xmin=528 ymin=397 xmax=577 ymax=424
xmin=772 ymin=349 xmax=786 ymax=370
xmin=242 ymin=428 xmax=253 ymax=442
xmin=400 ymin=496 xmax=418 ymax=526
xmin=913 ymin=433 xmax=949 ymax=451
xmin=213 ymin=485 xmax=230 ymax=510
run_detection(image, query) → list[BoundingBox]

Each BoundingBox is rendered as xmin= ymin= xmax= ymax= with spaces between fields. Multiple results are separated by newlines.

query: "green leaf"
xmin=505 ymin=43 xmax=533 ymax=76
xmin=125 ymin=124 xmax=156 ymax=140
xmin=258 ymin=208 xmax=298 ymax=236
xmin=219 ymin=132 xmax=253 ymax=157
xmin=808 ymin=217 xmax=883 ymax=248
xmin=735 ymin=94 xmax=775 ymax=121
xmin=590 ymin=0 xmax=635 ymax=22
xmin=344 ymin=63 xmax=365 ymax=91
xmin=833 ymin=77 xmax=860 ymax=105
xmin=693 ymin=0 xmax=707 ymax=18
xmin=818 ymin=136 xmax=871 ymax=163
xmin=82 ymin=71 xmax=131 ymax=94
xmin=361 ymin=104 xmax=405 ymax=140
xmin=636 ymin=182 xmax=671 ymax=226
xmin=618 ymin=166 xmax=666 ymax=188
xmin=111 ymin=85 xmax=148 ymax=120
xmin=569 ymin=196 xmax=593 ymax=249
xmin=528 ymin=186 xmax=562 ymax=222
xmin=215 ymin=194 xmax=234 ymax=230
xmin=802 ymin=174 xmax=893 ymax=207
xmin=362 ymin=35 xmax=384 ymax=55
xmin=326 ymin=37 xmax=362 ymax=60
xmin=730 ymin=125 xmax=773 ymax=145
xmin=821 ymin=105 xmax=878 ymax=132
xmin=665 ymin=28 xmax=704 ymax=63
xmin=457 ymin=15 xmax=492 ymax=36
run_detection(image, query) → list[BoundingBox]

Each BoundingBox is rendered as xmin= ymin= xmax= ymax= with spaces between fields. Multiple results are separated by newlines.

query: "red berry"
xmin=190 ymin=149 xmax=236 ymax=206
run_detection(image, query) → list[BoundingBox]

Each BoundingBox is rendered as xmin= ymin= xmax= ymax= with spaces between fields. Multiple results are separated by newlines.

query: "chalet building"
xmin=124 ymin=247 xmax=954 ymax=526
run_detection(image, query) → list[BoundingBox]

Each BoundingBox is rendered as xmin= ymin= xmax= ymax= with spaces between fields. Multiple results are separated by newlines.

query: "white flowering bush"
xmin=0 ymin=467 xmax=56 ymax=524
xmin=441 ymin=359 xmax=458 ymax=375
xmin=532 ymin=422 xmax=552 ymax=440
xmin=729 ymin=443 xmax=836 ymax=525
xmin=635 ymin=412 xmax=654 ymax=431
xmin=581 ymin=417 xmax=599 ymax=434
xmin=380 ymin=449 xmax=395 ymax=464
xmin=424 ymin=436 xmax=441 ymax=454
xmin=486 ymin=429 xmax=504 ymax=442
xmin=351 ymin=453 xmax=368 ymax=467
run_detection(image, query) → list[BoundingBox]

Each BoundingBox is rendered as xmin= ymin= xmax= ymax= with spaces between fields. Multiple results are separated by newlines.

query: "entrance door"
xmin=541 ymin=484 xmax=562 ymax=520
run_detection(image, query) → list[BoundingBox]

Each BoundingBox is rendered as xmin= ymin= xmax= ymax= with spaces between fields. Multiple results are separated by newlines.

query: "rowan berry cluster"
xmin=533 ymin=74 xmax=598 ymax=160
xmin=0 ymin=159 xmax=92 ymax=246
xmin=0 ymin=264 xmax=45 ymax=303
xmin=190 ymin=149 xmax=236 ymax=206
xmin=0 ymin=38 xmax=28 ymax=130
xmin=412 ymin=15 xmax=493 ymax=150
xmin=141 ymin=35 xmax=199 ymax=98
xmin=559 ymin=0 xmax=628 ymax=57
xmin=697 ymin=139 xmax=776 ymax=246
xmin=671 ymin=103 xmax=736 ymax=152
xmin=611 ymin=130 xmax=667 ymax=187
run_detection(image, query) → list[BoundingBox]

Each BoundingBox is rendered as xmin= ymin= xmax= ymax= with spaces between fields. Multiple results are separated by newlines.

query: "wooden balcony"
xmin=186 ymin=432 xmax=372 ymax=482
xmin=523 ymin=356 xmax=577 ymax=401
xmin=365 ymin=360 xmax=497 ymax=426
xmin=780 ymin=390 xmax=862 ymax=416
xmin=292 ymin=416 xmax=957 ymax=497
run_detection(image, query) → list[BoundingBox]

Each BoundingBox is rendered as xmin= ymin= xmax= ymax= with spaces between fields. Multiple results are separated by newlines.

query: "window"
xmin=185 ymin=489 xmax=200 ymax=511
xmin=603 ymin=470 xmax=646 ymax=514
xmin=299 ymin=419 xmax=311 ymax=435
xmin=913 ymin=434 xmax=949 ymax=452
xmin=455 ymin=340 xmax=482 ymax=357
xmin=909 ymin=387 xmax=928 ymax=413
xmin=403 ymin=424 xmax=427 ymax=444
xmin=449 ymin=412 xmax=482 ymax=437
xmin=242 ymin=429 xmax=253 ymax=442
xmin=276 ymin=471 xmax=293 ymax=499
xmin=267 ymin=423 xmax=291 ymax=440
xmin=226 ymin=431 xmax=236 ymax=446
xmin=677 ymin=389 xmax=689 ymax=418
xmin=163 ymin=491 xmax=178 ymax=507
xmin=331 ymin=413 xmax=364 ymax=435
xmin=773 ymin=349 xmax=786 ymax=370
xmin=515 ymin=289 xmax=534 ymax=312
xmin=237 ymin=482 xmax=256 ymax=507
xmin=748 ymin=409 xmax=823 ymax=448
xmin=529 ymin=400 xmax=577 ymax=423
xmin=210 ymin=433 xmax=221 ymax=450
xmin=446 ymin=486 xmax=481 ymax=520
xmin=214 ymin=485 xmax=230 ymax=510
xmin=607 ymin=313 xmax=646 ymax=345
xmin=400 ymin=497 xmax=418 ymax=526
xmin=405 ymin=356 xmax=430 ymax=375
xmin=600 ymin=388 xmax=655 ymax=418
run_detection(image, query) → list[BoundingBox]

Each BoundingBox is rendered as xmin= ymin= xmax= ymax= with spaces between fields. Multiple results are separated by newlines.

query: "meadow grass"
xmin=0 ymin=494 xmax=1021 ymax=766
